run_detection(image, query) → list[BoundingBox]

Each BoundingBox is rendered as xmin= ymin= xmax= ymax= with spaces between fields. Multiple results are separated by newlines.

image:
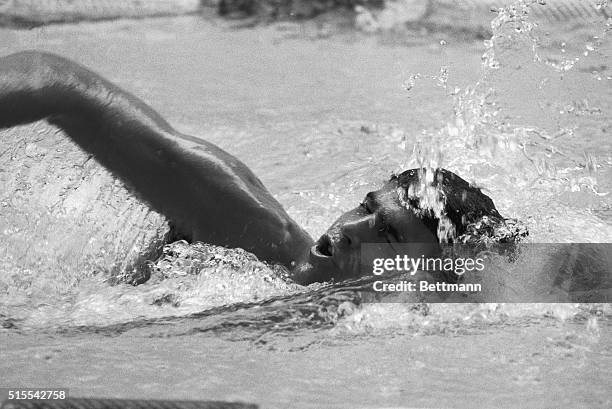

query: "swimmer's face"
xmin=307 ymin=178 xmax=440 ymax=281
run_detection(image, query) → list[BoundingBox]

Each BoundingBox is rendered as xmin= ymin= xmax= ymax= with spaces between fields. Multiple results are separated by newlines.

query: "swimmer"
xmin=0 ymin=51 xmax=518 ymax=285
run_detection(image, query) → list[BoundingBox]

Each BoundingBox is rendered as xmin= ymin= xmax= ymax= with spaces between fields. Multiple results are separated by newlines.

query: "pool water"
xmin=1 ymin=2 xmax=611 ymax=407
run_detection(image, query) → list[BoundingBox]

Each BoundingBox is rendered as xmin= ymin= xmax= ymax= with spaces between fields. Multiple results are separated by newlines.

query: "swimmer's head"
xmin=300 ymin=168 xmax=503 ymax=283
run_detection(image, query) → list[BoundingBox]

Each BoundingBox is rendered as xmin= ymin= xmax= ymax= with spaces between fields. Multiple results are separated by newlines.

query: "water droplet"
xmin=403 ymin=74 xmax=419 ymax=91
xmin=436 ymin=66 xmax=449 ymax=88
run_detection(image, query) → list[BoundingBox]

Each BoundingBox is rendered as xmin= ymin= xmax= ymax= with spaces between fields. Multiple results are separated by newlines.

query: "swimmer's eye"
xmin=360 ymin=193 xmax=377 ymax=214
xmin=359 ymin=201 xmax=372 ymax=214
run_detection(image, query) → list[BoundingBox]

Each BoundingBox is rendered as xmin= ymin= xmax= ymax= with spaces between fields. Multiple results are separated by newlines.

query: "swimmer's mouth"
xmin=311 ymin=234 xmax=334 ymax=258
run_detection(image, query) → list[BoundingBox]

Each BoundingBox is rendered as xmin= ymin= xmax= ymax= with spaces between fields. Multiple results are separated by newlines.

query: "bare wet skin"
xmin=1 ymin=11 xmax=611 ymax=409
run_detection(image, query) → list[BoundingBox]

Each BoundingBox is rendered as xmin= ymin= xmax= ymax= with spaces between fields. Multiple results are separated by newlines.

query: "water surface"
xmin=1 ymin=5 xmax=611 ymax=407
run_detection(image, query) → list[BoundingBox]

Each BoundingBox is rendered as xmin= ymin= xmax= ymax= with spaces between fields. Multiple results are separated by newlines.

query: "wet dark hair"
xmin=391 ymin=168 xmax=503 ymax=238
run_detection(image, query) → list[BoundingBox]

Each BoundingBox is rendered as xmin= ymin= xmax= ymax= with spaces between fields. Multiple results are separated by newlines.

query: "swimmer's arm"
xmin=0 ymin=51 xmax=314 ymax=270
xmin=0 ymin=51 xmax=174 ymax=132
